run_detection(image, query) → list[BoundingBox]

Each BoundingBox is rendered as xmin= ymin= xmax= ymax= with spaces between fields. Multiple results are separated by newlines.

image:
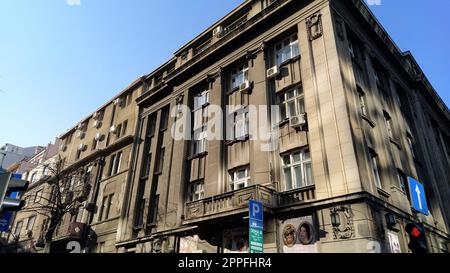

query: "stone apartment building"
xmin=115 ymin=0 xmax=450 ymax=253
xmin=6 ymin=78 xmax=143 ymax=253
xmin=6 ymin=0 xmax=450 ymax=253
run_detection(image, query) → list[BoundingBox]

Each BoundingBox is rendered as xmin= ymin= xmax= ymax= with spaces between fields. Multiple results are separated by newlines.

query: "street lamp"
xmin=330 ymin=211 xmax=341 ymax=227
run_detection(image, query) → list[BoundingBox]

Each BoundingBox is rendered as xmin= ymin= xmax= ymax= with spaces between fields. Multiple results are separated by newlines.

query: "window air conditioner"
xmin=266 ymin=66 xmax=279 ymax=79
xmin=95 ymin=133 xmax=103 ymax=141
xmin=110 ymin=125 xmax=118 ymax=134
xmin=239 ymin=80 xmax=252 ymax=94
xmin=92 ymin=120 xmax=102 ymax=129
xmin=289 ymin=113 xmax=307 ymax=129
xmin=213 ymin=26 xmax=223 ymax=37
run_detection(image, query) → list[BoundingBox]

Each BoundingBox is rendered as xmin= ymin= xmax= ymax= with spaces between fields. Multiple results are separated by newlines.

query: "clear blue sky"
xmin=0 ymin=0 xmax=449 ymax=148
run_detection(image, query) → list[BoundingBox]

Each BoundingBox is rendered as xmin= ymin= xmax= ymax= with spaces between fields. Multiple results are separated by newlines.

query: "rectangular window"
xmin=149 ymin=194 xmax=159 ymax=225
xmin=109 ymin=152 xmax=122 ymax=176
xmin=116 ymin=123 xmax=123 ymax=139
xmin=370 ymin=149 xmax=382 ymax=189
xmin=357 ymin=86 xmax=367 ymax=116
xmin=99 ymin=196 xmax=108 ymax=221
xmin=282 ymin=149 xmax=314 ymax=191
xmin=397 ymin=170 xmax=408 ymax=196
xmin=92 ymin=138 xmax=99 ymax=151
xmin=229 ymin=168 xmax=249 ymax=191
xmin=121 ymin=120 xmax=128 ymax=136
xmin=194 ymin=89 xmax=210 ymax=110
xmin=193 ymin=128 xmax=208 ymax=155
xmin=26 ymin=215 xmax=36 ymax=231
xmin=135 ymin=198 xmax=146 ymax=227
xmin=384 ymin=112 xmax=393 ymax=138
xmin=35 ymin=189 xmax=43 ymax=203
xmin=407 ymin=134 xmax=416 ymax=159
xmin=105 ymin=194 xmax=113 ymax=220
xmin=75 ymin=150 xmax=82 ymax=161
xmin=159 ymin=107 xmax=170 ymax=131
xmin=279 ymin=88 xmax=305 ymax=120
xmin=231 ymin=63 xmax=249 ymax=90
xmin=14 ymin=221 xmax=23 ymax=236
xmin=188 ymin=181 xmax=205 ymax=202
xmin=156 ymin=148 xmax=165 ymax=173
xmin=234 ymin=111 xmax=248 ymax=139
xmin=275 ymin=33 xmax=300 ymax=66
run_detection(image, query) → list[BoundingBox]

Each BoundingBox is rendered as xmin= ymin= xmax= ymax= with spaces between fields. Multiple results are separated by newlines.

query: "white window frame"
xmin=275 ymin=33 xmax=300 ymax=66
xmin=188 ymin=181 xmax=205 ymax=202
xmin=384 ymin=112 xmax=393 ymax=138
xmin=370 ymin=150 xmax=382 ymax=189
xmin=193 ymin=89 xmax=210 ymax=110
xmin=282 ymin=149 xmax=313 ymax=191
xmin=26 ymin=215 xmax=36 ymax=231
xmin=193 ymin=127 xmax=208 ymax=155
xmin=230 ymin=168 xmax=249 ymax=191
xmin=234 ymin=111 xmax=249 ymax=139
xmin=279 ymin=88 xmax=305 ymax=120
xmin=231 ymin=63 xmax=249 ymax=90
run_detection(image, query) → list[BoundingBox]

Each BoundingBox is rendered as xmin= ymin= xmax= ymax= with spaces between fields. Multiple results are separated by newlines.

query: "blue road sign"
xmin=249 ymin=200 xmax=263 ymax=221
xmin=408 ymin=177 xmax=429 ymax=216
xmin=249 ymin=200 xmax=264 ymax=253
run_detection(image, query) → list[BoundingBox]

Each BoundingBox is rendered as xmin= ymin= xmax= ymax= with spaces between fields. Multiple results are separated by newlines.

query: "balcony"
xmin=54 ymin=222 xmax=88 ymax=241
xmin=278 ymin=185 xmax=316 ymax=207
xmin=184 ymin=185 xmax=277 ymax=224
xmin=184 ymin=184 xmax=316 ymax=223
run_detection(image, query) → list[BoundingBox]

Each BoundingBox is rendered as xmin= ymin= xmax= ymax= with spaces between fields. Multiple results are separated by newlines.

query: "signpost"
xmin=408 ymin=177 xmax=429 ymax=216
xmin=249 ymin=200 xmax=264 ymax=253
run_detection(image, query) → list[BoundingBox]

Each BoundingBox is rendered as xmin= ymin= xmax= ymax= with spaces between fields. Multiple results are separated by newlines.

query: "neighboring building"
xmin=115 ymin=0 xmax=450 ymax=253
xmin=4 ymin=140 xmax=60 ymax=252
xmin=0 ymin=144 xmax=43 ymax=170
xmin=7 ymin=0 xmax=450 ymax=254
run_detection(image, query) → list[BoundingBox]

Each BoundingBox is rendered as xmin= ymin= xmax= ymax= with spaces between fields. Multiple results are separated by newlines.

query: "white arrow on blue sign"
xmin=408 ymin=177 xmax=429 ymax=216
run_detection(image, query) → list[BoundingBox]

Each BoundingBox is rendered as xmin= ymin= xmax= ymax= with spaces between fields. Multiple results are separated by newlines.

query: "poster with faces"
xmin=280 ymin=216 xmax=318 ymax=253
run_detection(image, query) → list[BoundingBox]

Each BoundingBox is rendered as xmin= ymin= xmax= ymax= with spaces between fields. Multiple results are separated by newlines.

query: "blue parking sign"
xmin=408 ymin=177 xmax=429 ymax=216
xmin=249 ymin=200 xmax=263 ymax=221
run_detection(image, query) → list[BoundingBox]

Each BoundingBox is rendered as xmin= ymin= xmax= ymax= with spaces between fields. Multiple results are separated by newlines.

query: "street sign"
xmin=408 ymin=177 xmax=429 ymax=216
xmin=249 ymin=200 xmax=264 ymax=253
xmin=249 ymin=200 xmax=263 ymax=222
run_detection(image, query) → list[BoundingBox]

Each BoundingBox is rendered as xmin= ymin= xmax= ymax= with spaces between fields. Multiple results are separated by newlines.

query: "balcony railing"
xmin=184 ymin=184 xmax=316 ymax=222
xmin=184 ymin=185 xmax=277 ymax=222
xmin=278 ymin=185 xmax=316 ymax=207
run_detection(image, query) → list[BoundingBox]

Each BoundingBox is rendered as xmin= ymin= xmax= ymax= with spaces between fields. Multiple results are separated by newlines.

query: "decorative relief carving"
xmin=330 ymin=206 xmax=354 ymax=240
xmin=306 ymin=13 xmax=323 ymax=41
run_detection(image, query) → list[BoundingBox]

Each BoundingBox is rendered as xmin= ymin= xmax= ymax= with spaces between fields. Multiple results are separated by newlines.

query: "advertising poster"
xmin=223 ymin=227 xmax=249 ymax=253
xmin=279 ymin=216 xmax=318 ymax=253
xmin=388 ymin=232 xmax=402 ymax=253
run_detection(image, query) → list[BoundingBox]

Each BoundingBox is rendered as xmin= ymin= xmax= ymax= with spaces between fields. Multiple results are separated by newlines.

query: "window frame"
xmin=231 ymin=62 xmax=249 ymax=90
xmin=188 ymin=180 xmax=205 ymax=202
xmin=274 ymin=33 xmax=300 ymax=66
xmin=282 ymin=149 xmax=314 ymax=191
xmin=229 ymin=167 xmax=250 ymax=191
xmin=279 ymin=87 xmax=305 ymax=120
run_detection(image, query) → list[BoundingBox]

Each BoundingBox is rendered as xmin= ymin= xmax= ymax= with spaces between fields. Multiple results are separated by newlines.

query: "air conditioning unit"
xmin=77 ymin=122 xmax=86 ymax=130
xmin=76 ymin=130 xmax=85 ymax=139
xmin=113 ymin=98 xmax=123 ymax=106
xmin=92 ymin=120 xmax=101 ymax=129
xmin=213 ymin=26 xmax=223 ymax=37
xmin=92 ymin=111 xmax=103 ymax=120
xmin=110 ymin=125 xmax=118 ymax=134
xmin=78 ymin=144 xmax=87 ymax=151
xmin=289 ymin=113 xmax=307 ymax=129
xmin=266 ymin=66 xmax=280 ymax=79
xmin=239 ymin=80 xmax=252 ymax=93
xmin=95 ymin=133 xmax=103 ymax=141
xmin=60 ymin=144 xmax=67 ymax=152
